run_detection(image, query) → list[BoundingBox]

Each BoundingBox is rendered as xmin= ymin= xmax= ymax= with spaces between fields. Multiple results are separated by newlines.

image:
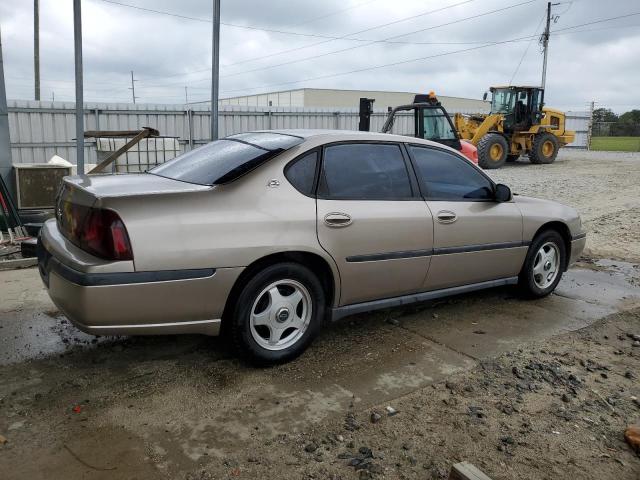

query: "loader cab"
xmin=489 ymin=86 xmax=544 ymax=132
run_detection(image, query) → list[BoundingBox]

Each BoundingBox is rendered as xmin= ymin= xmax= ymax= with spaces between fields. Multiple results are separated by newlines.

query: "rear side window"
xmin=409 ymin=146 xmax=494 ymax=200
xmin=318 ymin=143 xmax=412 ymax=200
xmin=285 ymin=151 xmax=317 ymax=196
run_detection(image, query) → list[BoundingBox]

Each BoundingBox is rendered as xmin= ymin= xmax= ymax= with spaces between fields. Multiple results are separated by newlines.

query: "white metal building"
xmin=219 ymin=88 xmax=490 ymax=113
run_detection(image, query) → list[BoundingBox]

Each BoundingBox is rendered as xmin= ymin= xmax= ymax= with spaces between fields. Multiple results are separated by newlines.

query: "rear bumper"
xmin=568 ymin=232 xmax=587 ymax=268
xmin=37 ymin=233 xmax=242 ymax=336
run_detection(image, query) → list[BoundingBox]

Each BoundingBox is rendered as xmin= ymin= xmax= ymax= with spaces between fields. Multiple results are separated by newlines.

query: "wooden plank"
xmin=84 ymin=128 xmax=159 ymax=138
xmin=88 ymin=129 xmax=152 ymax=174
xmin=449 ymin=462 xmax=494 ymax=480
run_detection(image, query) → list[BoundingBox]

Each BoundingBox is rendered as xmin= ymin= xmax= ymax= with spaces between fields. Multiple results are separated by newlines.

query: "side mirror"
xmin=482 ymin=92 xmax=488 ymax=101
xmin=494 ymin=183 xmax=512 ymax=202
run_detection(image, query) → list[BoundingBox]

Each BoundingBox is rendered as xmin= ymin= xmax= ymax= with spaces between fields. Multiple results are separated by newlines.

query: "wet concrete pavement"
xmin=0 ymin=260 xmax=639 ymax=478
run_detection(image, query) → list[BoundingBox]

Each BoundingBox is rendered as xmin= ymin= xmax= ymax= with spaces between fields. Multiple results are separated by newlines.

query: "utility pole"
xmin=34 ymin=0 xmax=40 ymax=101
xmin=73 ymin=0 xmax=84 ymax=174
xmin=129 ymin=70 xmax=137 ymax=104
xmin=587 ymin=100 xmax=595 ymax=151
xmin=210 ymin=0 xmax=220 ymax=140
xmin=540 ymin=2 xmax=560 ymax=90
xmin=184 ymin=86 xmax=188 ymax=104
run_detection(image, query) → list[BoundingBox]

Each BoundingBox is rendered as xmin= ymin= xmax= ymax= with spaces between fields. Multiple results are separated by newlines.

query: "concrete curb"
xmin=0 ymin=257 xmax=37 ymax=271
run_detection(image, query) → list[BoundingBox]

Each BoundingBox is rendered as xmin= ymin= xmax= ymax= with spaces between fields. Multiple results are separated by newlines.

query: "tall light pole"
xmin=73 ymin=0 xmax=84 ymax=174
xmin=210 ymin=0 xmax=220 ymax=140
xmin=34 ymin=0 xmax=40 ymax=101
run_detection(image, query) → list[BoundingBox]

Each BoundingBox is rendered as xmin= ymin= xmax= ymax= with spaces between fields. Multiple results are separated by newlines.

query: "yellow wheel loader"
xmin=453 ymin=86 xmax=575 ymax=169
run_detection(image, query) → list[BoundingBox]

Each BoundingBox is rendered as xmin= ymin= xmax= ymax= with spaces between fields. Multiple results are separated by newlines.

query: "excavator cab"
xmin=488 ymin=86 xmax=544 ymax=132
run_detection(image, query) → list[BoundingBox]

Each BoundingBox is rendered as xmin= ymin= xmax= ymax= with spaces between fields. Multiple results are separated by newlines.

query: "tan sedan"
xmin=38 ymin=130 xmax=586 ymax=364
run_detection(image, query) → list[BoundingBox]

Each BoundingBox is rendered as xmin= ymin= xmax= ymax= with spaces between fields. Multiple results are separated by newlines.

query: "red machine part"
xmin=459 ymin=140 xmax=479 ymax=165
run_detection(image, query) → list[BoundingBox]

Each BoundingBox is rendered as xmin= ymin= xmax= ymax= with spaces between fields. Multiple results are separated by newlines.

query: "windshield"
xmin=491 ymin=89 xmax=516 ymax=114
xmin=422 ymin=109 xmax=457 ymax=140
xmin=150 ymin=133 xmax=304 ymax=185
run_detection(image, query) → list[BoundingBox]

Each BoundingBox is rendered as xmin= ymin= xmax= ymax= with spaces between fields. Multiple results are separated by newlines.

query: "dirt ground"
xmin=491 ymin=150 xmax=640 ymax=262
xmin=1 ymin=150 xmax=640 ymax=480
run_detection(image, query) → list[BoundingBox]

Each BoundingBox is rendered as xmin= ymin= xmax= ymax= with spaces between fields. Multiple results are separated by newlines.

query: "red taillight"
xmin=60 ymin=205 xmax=133 ymax=261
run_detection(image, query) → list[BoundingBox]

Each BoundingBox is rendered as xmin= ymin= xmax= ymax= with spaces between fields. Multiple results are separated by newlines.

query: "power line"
xmin=215 ymin=10 xmax=640 ymax=97
xmin=219 ymin=0 xmax=479 ymax=69
xmin=141 ymin=0 xmax=529 ymax=88
xmin=136 ymin=0 xmax=479 ymax=83
xmin=216 ymin=0 xmax=537 ymax=81
xmin=292 ymin=0 xmax=382 ymax=27
xmin=510 ymin=13 xmax=546 ymax=85
xmin=95 ymin=0 xmax=382 ymax=41
xmin=217 ymin=36 xmax=540 ymax=97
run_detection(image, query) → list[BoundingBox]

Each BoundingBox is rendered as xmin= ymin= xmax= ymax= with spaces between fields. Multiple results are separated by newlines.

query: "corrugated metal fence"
xmin=7 ymin=100 xmax=591 ymax=164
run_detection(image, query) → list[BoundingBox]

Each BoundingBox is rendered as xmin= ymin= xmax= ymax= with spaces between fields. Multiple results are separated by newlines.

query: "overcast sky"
xmin=1 ymin=0 xmax=639 ymax=112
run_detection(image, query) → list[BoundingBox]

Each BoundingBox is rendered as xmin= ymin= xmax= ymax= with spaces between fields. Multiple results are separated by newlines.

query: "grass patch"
xmin=591 ymin=136 xmax=640 ymax=152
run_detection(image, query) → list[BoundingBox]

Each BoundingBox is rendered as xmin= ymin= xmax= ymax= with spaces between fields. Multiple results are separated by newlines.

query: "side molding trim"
xmin=330 ymin=277 xmax=519 ymax=321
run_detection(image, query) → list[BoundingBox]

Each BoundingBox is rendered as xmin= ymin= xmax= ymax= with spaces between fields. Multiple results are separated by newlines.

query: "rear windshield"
xmin=150 ymin=133 xmax=304 ymax=186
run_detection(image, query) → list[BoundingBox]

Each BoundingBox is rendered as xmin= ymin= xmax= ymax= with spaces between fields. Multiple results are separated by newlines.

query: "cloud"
xmin=1 ymin=0 xmax=639 ymax=112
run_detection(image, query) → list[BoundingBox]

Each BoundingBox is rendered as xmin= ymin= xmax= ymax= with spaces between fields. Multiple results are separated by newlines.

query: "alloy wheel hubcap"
xmin=533 ymin=242 xmax=560 ymax=289
xmin=249 ymin=279 xmax=312 ymax=351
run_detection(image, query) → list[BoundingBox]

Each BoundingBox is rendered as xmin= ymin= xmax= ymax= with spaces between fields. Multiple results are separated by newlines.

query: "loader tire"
xmin=477 ymin=133 xmax=508 ymax=169
xmin=529 ymin=133 xmax=560 ymax=164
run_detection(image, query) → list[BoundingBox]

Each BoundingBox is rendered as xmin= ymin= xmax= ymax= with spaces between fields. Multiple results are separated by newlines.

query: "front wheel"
xmin=477 ymin=133 xmax=509 ymax=169
xmin=518 ymin=230 xmax=566 ymax=298
xmin=230 ymin=263 xmax=325 ymax=365
xmin=529 ymin=133 xmax=559 ymax=164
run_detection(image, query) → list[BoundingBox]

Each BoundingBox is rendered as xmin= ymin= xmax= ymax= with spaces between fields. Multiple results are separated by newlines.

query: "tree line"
xmin=592 ymin=108 xmax=640 ymax=137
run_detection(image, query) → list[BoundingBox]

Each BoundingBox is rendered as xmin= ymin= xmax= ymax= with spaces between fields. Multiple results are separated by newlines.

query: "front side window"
xmin=491 ymin=89 xmax=515 ymax=114
xmin=319 ymin=143 xmax=412 ymax=200
xmin=409 ymin=146 xmax=494 ymax=200
xmin=422 ymin=109 xmax=457 ymax=140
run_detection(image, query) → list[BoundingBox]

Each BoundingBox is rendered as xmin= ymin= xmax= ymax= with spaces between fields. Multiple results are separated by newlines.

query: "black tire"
xmin=518 ymin=230 xmax=566 ymax=298
xmin=529 ymin=133 xmax=560 ymax=164
xmin=506 ymin=154 xmax=520 ymax=163
xmin=477 ymin=133 xmax=508 ymax=169
xmin=230 ymin=262 xmax=325 ymax=366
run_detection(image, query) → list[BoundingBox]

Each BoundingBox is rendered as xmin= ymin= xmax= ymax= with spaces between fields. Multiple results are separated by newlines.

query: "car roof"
xmin=251 ymin=129 xmax=447 ymax=148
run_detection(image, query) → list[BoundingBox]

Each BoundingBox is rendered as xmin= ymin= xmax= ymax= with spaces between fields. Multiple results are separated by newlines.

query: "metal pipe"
xmin=0 ymin=26 xmax=14 ymax=198
xmin=34 ymin=0 xmax=40 ymax=101
xmin=73 ymin=0 xmax=84 ymax=174
xmin=210 ymin=0 xmax=220 ymax=141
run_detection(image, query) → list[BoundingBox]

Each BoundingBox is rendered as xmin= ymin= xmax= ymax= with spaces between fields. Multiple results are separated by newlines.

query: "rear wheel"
xmin=477 ymin=133 xmax=508 ymax=169
xmin=529 ymin=133 xmax=559 ymax=164
xmin=230 ymin=262 xmax=325 ymax=365
xmin=518 ymin=230 xmax=566 ymax=298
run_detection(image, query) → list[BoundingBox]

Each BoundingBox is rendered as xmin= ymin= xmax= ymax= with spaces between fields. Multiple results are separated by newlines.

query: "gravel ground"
xmin=489 ymin=150 xmax=640 ymax=262
xmin=246 ymin=308 xmax=640 ymax=480
xmin=1 ymin=149 xmax=639 ymax=480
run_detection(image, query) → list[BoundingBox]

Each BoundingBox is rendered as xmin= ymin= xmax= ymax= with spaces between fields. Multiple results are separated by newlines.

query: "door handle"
xmin=324 ymin=212 xmax=352 ymax=227
xmin=436 ymin=210 xmax=457 ymax=224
